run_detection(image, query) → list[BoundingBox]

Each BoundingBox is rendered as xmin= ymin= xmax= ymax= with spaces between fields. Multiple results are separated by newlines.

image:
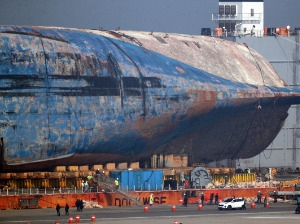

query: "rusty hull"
xmin=0 ymin=25 xmax=300 ymax=171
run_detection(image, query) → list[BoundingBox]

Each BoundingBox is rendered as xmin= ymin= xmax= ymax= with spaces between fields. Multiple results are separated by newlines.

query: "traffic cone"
xmin=174 ymin=220 xmax=179 ymax=224
xmin=172 ymin=205 xmax=176 ymax=211
xmin=198 ymin=203 xmax=203 ymax=210
xmin=144 ymin=206 xmax=149 ymax=212
xmin=75 ymin=215 xmax=80 ymax=222
xmin=251 ymin=202 xmax=255 ymax=208
xmin=91 ymin=215 xmax=96 ymax=221
xmin=68 ymin=216 xmax=74 ymax=223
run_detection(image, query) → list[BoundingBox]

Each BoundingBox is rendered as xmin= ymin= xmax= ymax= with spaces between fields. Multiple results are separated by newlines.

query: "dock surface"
xmin=0 ymin=202 xmax=298 ymax=224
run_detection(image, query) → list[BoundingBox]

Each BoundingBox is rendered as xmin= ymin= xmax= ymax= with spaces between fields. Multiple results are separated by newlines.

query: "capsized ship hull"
xmin=0 ymin=25 xmax=300 ymax=171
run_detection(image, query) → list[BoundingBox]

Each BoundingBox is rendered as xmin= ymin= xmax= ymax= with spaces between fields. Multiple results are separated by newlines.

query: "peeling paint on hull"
xmin=0 ymin=25 xmax=300 ymax=171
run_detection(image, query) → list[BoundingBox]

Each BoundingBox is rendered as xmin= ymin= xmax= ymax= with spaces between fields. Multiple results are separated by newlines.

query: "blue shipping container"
xmin=110 ymin=170 xmax=164 ymax=191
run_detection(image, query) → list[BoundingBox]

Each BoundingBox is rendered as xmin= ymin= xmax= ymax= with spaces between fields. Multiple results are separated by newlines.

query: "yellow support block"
xmin=42 ymin=179 xmax=50 ymax=188
xmin=24 ymin=179 xmax=33 ymax=188
xmin=212 ymin=173 xmax=256 ymax=184
xmin=76 ymin=178 xmax=83 ymax=188
xmin=59 ymin=179 xmax=67 ymax=188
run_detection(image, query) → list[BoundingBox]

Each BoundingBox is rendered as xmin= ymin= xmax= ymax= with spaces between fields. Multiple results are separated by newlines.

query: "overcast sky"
xmin=0 ymin=0 xmax=299 ymax=35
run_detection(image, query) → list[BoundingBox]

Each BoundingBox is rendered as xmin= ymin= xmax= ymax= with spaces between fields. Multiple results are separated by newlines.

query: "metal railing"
xmin=212 ymin=13 xmax=262 ymax=22
xmin=0 ymin=184 xmax=180 ymax=196
xmin=0 ymin=173 xmax=270 ymax=196
xmin=0 ymin=182 xmax=270 ymax=196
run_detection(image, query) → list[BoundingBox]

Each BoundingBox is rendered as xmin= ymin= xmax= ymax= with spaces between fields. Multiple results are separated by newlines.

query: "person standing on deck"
xmin=115 ymin=178 xmax=119 ymax=190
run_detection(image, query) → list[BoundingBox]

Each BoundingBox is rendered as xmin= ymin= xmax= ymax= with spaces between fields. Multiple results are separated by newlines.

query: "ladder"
xmin=97 ymin=176 xmax=143 ymax=206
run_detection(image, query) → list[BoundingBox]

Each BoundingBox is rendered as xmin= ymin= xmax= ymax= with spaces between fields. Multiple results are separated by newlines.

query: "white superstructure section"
xmin=212 ymin=0 xmax=264 ymax=37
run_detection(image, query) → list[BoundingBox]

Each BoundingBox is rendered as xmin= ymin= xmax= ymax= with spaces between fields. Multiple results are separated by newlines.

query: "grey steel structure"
xmin=212 ymin=0 xmax=300 ymax=171
xmin=235 ymin=33 xmax=300 ymax=171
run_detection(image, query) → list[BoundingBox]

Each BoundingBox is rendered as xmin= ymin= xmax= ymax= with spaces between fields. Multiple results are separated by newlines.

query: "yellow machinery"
xmin=279 ymin=177 xmax=300 ymax=189
xmin=211 ymin=173 xmax=256 ymax=184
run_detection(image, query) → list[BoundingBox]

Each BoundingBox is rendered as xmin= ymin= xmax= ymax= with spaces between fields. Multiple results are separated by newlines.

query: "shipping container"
xmin=110 ymin=170 xmax=164 ymax=191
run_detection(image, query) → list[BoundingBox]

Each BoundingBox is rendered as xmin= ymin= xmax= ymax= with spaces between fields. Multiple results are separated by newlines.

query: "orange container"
xmin=264 ymin=27 xmax=267 ymax=36
xmin=214 ymin=28 xmax=223 ymax=37
xmin=279 ymin=28 xmax=288 ymax=36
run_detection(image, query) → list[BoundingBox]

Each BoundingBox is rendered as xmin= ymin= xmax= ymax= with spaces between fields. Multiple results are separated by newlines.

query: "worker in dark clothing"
xmin=183 ymin=193 xmax=188 ymax=206
xmin=96 ymin=169 xmax=100 ymax=182
xmin=79 ymin=199 xmax=84 ymax=212
xmin=273 ymin=191 xmax=277 ymax=203
xmin=201 ymin=193 xmax=204 ymax=205
xmin=215 ymin=193 xmax=219 ymax=204
xmin=65 ymin=203 xmax=69 ymax=215
xmin=56 ymin=204 xmax=61 ymax=216
xmin=264 ymin=196 xmax=268 ymax=207
xmin=101 ymin=171 xmax=105 ymax=182
xmin=242 ymin=198 xmax=246 ymax=210
xmin=209 ymin=193 xmax=214 ymax=205
xmin=257 ymin=191 xmax=262 ymax=203
xmin=75 ymin=199 xmax=80 ymax=211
